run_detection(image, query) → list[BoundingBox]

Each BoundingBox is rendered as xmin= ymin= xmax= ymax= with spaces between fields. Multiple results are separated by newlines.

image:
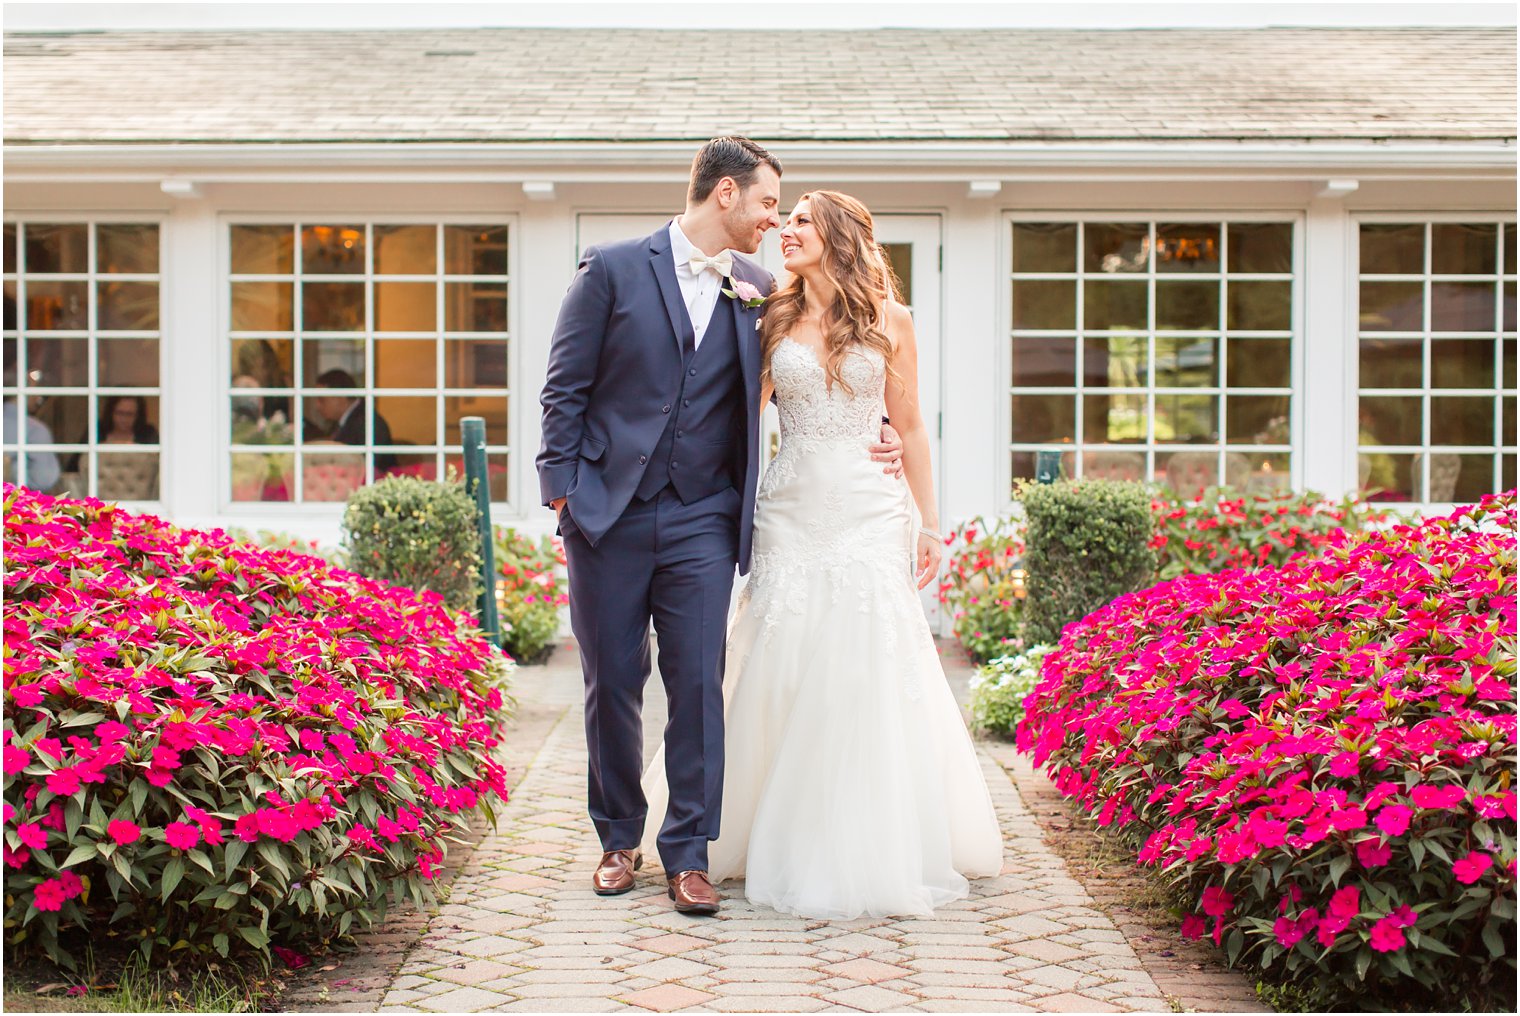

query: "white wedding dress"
xmin=640 ymin=335 xmax=1003 ymax=920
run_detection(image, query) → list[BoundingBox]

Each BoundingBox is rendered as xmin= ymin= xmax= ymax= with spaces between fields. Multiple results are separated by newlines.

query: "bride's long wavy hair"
xmin=760 ymin=190 xmax=904 ymax=397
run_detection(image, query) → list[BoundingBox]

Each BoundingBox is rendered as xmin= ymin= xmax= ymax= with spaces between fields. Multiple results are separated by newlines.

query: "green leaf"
xmin=60 ymin=843 xmax=97 ymax=869
xmin=255 ymin=840 xmax=290 ymax=882
xmin=1482 ymin=920 xmax=1505 ymax=957
xmin=213 ymin=933 xmax=230 ymax=958
xmin=129 ymin=780 xmax=148 ymax=816
xmin=187 ymin=848 xmax=215 ymax=875
xmin=1328 ymin=853 xmax=1352 ymax=887
xmin=236 ymin=924 xmax=269 ymax=949
xmin=224 ymin=838 xmax=249 ymax=877
xmin=161 ymin=856 xmax=185 ymax=901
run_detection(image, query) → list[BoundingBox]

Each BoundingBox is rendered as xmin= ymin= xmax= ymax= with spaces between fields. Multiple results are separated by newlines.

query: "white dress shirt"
xmin=669 ymin=219 xmax=729 ymax=350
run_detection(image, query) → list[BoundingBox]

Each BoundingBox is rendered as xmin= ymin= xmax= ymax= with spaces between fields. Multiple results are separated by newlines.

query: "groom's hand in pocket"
xmin=870 ymin=420 xmax=904 ymax=478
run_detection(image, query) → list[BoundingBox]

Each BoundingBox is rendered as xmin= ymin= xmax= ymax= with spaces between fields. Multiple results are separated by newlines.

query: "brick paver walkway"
xmin=364 ymin=640 xmax=1218 ymax=1014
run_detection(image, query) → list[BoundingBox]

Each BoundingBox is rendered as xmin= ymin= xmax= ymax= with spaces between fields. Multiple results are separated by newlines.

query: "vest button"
xmin=688 ymin=367 xmax=697 ymax=376
xmin=671 ymin=462 xmax=679 ymax=470
xmin=639 ymin=455 xmax=647 ymax=464
xmin=683 ymin=399 xmax=690 ymax=407
xmin=676 ymin=430 xmax=683 ymax=438
xmin=662 ymin=404 xmax=671 ymax=414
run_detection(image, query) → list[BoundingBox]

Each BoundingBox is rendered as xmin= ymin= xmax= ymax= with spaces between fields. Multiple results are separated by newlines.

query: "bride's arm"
xmin=760 ymin=379 xmax=774 ymax=414
xmin=881 ymin=303 xmax=942 ymax=590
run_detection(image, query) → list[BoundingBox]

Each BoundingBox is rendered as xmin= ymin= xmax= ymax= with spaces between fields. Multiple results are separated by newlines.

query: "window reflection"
xmin=1357 ymin=220 xmax=1515 ymax=503
xmin=1010 ymin=219 xmax=1296 ymax=491
xmin=227 ymin=221 xmax=513 ymax=503
xmin=3 ymin=221 xmax=161 ymax=500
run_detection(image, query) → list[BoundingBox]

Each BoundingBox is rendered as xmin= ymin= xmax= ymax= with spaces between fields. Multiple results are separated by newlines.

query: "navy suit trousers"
xmin=560 ymin=483 xmax=740 ymax=875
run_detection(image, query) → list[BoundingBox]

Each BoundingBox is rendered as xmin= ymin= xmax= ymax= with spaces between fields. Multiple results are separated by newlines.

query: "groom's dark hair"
xmin=688 ymin=137 xmax=782 ymax=204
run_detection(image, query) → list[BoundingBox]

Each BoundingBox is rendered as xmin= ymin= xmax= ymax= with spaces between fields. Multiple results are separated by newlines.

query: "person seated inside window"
xmin=2 ymin=342 xmax=61 ymax=492
xmin=98 ymin=395 xmax=160 ymax=445
xmin=307 ymin=369 xmax=396 ymax=471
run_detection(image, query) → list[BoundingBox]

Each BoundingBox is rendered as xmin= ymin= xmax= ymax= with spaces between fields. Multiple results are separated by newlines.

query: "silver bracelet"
xmin=918 ymin=526 xmax=944 ymax=542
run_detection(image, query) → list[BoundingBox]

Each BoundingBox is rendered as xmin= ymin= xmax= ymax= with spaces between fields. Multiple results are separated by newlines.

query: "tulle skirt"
xmin=641 ymin=441 xmax=1003 ymax=919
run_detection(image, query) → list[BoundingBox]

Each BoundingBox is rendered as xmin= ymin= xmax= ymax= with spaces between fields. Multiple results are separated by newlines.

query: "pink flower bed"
xmin=1017 ymin=492 xmax=1517 ymax=1009
xmin=2 ymin=485 xmax=514 ymax=970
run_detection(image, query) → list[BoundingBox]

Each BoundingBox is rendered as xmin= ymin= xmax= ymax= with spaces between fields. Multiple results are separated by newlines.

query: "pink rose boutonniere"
xmin=724 ymin=279 xmax=767 ymax=310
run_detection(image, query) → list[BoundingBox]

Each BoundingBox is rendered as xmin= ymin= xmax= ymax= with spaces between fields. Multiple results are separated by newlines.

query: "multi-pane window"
xmin=227 ymin=221 xmax=511 ymax=504
xmin=2 ymin=220 xmax=163 ymax=501
xmin=1008 ymin=218 xmax=1296 ymax=495
xmin=1357 ymin=220 xmax=1516 ymax=504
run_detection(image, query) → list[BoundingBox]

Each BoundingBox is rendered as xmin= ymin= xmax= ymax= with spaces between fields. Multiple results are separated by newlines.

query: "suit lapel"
xmin=648 ymin=227 xmax=695 ymax=356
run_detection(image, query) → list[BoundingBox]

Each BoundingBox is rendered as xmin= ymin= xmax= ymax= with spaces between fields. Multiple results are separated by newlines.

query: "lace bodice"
xmin=770 ymin=337 xmax=887 ymax=449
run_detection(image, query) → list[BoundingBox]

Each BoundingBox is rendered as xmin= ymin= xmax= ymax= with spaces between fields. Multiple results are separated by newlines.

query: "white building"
xmin=3 ymin=26 xmax=1515 ymax=547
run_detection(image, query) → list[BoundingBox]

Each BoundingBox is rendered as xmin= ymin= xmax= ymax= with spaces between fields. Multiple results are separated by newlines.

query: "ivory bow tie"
xmin=688 ymin=250 xmax=734 ymax=278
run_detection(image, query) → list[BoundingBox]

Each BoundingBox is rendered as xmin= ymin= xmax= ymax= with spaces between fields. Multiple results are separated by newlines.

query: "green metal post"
xmin=460 ymin=416 xmax=500 ymax=643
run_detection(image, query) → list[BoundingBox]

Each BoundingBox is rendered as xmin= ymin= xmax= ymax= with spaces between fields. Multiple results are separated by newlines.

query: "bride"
xmin=641 ymin=190 xmax=1003 ymax=920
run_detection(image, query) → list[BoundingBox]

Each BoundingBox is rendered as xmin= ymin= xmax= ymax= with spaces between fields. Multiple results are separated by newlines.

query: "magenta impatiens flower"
xmin=1180 ymin=914 xmax=1206 ymax=939
xmin=1200 ymin=885 xmax=1234 ymax=917
xmin=1411 ymin=785 xmax=1466 ymax=810
xmin=1369 ymin=916 xmax=1407 ymax=952
xmin=45 ymin=768 xmax=81 ymax=796
xmin=2 ymin=743 xmax=30 ymax=774
xmin=106 ymin=819 xmax=141 ymax=845
xmin=1355 ymin=839 xmax=1392 ymax=868
xmin=1452 ymin=851 xmax=1493 ymax=885
xmin=31 ymin=878 xmax=67 ymax=912
xmin=164 ymin=822 xmax=200 ymax=850
xmin=15 ymin=822 xmax=47 ymax=850
xmin=1374 ymin=805 xmax=1413 ymax=837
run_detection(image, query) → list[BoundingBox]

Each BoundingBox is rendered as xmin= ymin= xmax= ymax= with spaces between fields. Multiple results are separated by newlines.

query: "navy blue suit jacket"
xmin=536 ymin=223 xmax=771 ymax=574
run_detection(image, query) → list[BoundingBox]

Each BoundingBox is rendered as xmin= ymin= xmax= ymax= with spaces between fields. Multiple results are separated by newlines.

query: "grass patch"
xmin=3 ymin=948 xmax=271 ymax=1013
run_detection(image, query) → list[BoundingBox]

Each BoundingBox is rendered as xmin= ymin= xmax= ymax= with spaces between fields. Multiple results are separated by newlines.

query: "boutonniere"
xmin=722 ymin=278 xmax=767 ymax=310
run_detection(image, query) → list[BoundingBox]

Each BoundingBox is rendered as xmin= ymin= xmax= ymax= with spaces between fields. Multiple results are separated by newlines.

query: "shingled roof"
xmin=4 ymin=27 xmax=1515 ymax=144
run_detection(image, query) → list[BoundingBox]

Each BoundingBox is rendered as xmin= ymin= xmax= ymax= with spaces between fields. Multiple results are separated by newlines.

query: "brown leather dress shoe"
xmin=667 ymin=869 xmax=720 ymax=915
xmin=592 ymin=849 xmax=642 ymax=895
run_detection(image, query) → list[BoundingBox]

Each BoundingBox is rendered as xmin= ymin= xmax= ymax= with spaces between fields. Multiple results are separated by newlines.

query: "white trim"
xmin=5 ymin=140 xmax=1515 ymax=183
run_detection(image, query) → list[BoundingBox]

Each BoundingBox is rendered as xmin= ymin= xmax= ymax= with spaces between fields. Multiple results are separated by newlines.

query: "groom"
xmin=537 ymin=137 xmax=901 ymax=914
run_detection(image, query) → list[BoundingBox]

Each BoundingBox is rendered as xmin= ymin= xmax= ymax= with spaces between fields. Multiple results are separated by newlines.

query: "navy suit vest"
xmin=634 ymin=296 xmax=745 ymax=502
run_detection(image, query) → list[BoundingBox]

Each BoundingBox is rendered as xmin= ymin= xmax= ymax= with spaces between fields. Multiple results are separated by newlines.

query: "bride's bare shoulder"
xmin=881 ymin=299 xmax=915 ymax=347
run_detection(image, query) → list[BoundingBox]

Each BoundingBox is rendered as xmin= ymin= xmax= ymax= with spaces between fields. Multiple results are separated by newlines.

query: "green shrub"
xmin=493 ymin=528 xmax=567 ymax=665
xmin=1019 ymin=478 xmax=1155 ymax=646
xmin=968 ymin=644 xmax=1052 ymax=739
xmin=341 ymin=476 xmax=482 ymax=613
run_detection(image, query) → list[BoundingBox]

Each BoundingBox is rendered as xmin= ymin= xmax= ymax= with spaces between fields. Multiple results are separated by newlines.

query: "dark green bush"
xmin=341 ymin=476 xmax=482 ymax=612
xmin=1018 ymin=478 xmax=1155 ymax=645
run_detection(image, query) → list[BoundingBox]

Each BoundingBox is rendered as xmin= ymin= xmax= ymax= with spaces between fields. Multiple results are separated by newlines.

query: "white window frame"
xmin=2 ymin=212 xmax=168 ymax=505
xmin=1350 ymin=212 xmax=1517 ymax=511
xmin=217 ymin=213 xmax=519 ymax=514
xmin=999 ymin=211 xmax=1306 ymax=505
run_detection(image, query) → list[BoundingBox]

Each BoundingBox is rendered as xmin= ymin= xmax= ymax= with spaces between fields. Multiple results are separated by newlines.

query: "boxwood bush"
xmin=342 ymin=475 xmax=482 ymax=612
xmin=1017 ymin=492 xmax=1517 ymax=1010
xmin=2 ymin=485 xmax=514 ymax=971
xmin=1018 ymin=478 xmax=1156 ymax=646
